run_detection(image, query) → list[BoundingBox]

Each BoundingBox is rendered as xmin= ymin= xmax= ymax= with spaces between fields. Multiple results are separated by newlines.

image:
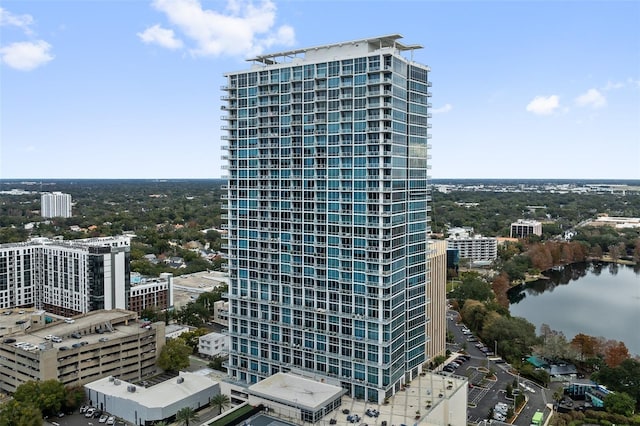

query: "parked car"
xmin=85 ymin=408 xmax=95 ymax=418
xmin=64 ymin=318 xmax=75 ymax=324
xmin=106 ymin=416 xmax=115 ymax=425
xmin=98 ymin=414 xmax=108 ymax=423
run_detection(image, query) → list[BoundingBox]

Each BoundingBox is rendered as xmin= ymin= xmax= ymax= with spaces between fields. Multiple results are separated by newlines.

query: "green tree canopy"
xmin=449 ymin=272 xmax=494 ymax=304
xmin=604 ymin=391 xmax=636 ymax=416
xmin=13 ymin=379 xmax=66 ymax=417
xmin=175 ymin=407 xmax=199 ymax=426
xmin=157 ymin=338 xmax=192 ymax=372
xmin=211 ymin=393 xmax=230 ymax=415
xmin=0 ymin=399 xmax=42 ymax=426
xmin=481 ymin=316 xmax=539 ymax=363
xmin=593 ymin=358 xmax=640 ymax=403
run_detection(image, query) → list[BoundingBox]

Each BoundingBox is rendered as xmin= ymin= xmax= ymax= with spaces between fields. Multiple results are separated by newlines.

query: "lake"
xmin=508 ymin=262 xmax=640 ymax=356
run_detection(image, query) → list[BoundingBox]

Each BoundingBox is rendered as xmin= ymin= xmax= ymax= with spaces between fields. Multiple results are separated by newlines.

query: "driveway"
xmin=446 ymin=309 xmax=553 ymax=425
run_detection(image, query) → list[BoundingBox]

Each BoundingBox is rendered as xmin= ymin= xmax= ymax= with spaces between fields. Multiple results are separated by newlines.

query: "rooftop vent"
xmin=113 ymin=379 xmax=120 ymax=385
xmin=177 ymin=377 xmax=184 ymax=384
xmin=127 ymin=385 xmax=136 ymax=393
xmin=108 ymin=376 xmax=114 ymax=382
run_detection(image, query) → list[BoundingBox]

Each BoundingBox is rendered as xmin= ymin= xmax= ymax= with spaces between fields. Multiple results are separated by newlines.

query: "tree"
xmin=208 ymin=355 xmax=226 ymax=371
xmin=0 ymin=400 xmax=42 ymax=426
xmin=570 ymin=333 xmax=598 ymax=361
xmin=604 ymin=340 xmax=630 ymax=368
xmin=536 ymin=324 xmax=574 ymax=361
xmin=592 ymin=358 xmax=640 ymax=403
xmin=491 ymin=273 xmax=510 ymax=309
xmin=604 ymin=391 xmax=636 ymax=416
xmin=175 ymin=407 xmax=199 ymax=426
xmin=449 ymin=272 xmax=494 ymax=303
xmin=179 ymin=328 xmax=209 ymax=353
xmin=13 ymin=379 xmax=65 ymax=417
xmin=157 ymin=339 xmax=192 ymax=372
xmin=62 ymin=385 xmax=86 ymax=412
xmin=481 ymin=316 xmax=539 ymax=363
xmin=211 ymin=393 xmax=230 ymax=415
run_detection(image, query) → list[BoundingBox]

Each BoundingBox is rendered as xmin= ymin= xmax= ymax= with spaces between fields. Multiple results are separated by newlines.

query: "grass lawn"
xmin=208 ymin=405 xmax=254 ymax=426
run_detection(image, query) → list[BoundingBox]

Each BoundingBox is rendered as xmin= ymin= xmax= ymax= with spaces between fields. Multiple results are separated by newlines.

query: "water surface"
xmin=508 ymin=262 xmax=640 ymax=356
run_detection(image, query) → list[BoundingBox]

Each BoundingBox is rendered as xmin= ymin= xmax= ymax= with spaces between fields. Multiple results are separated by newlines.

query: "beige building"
xmin=0 ymin=309 xmax=164 ymax=394
xmin=212 ymin=300 xmax=229 ymax=326
xmin=426 ymin=240 xmax=447 ymax=362
xmin=510 ymin=219 xmax=542 ymax=238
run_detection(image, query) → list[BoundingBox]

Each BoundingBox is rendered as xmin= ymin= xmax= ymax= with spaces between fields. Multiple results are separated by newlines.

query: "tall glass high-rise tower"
xmin=222 ymin=34 xmax=431 ymax=403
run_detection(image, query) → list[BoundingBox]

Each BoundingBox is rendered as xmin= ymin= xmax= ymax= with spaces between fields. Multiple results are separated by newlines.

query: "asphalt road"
xmin=445 ymin=310 xmax=553 ymax=425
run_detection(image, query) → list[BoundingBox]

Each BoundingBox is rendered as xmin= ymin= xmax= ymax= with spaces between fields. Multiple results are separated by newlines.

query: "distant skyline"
xmin=1 ymin=0 xmax=639 ymax=180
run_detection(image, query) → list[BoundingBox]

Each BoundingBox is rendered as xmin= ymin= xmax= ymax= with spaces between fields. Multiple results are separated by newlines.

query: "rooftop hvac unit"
xmin=177 ymin=377 xmax=184 ymax=384
xmin=127 ymin=385 xmax=136 ymax=392
xmin=113 ymin=379 xmax=120 ymax=385
xmin=108 ymin=376 xmax=114 ymax=382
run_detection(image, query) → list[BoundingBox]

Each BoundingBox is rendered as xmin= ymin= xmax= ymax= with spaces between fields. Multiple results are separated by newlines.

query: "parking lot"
xmin=44 ymin=409 xmax=125 ymax=426
xmin=446 ymin=309 xmax=553 ymax=425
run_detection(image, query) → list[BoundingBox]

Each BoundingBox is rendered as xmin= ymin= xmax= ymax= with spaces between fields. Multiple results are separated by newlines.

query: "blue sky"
xmin=1 ymin=0 xmax=638 ymax=180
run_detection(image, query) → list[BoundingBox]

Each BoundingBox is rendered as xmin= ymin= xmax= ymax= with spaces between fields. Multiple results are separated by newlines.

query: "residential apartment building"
xmin=222 ymin=34 xmax=432 ymax=402
xmin=129 ymin=272 xmax=174 ymax=315
xmin=510 ymin=219 xmax=543 ymax=238
xmin=0 ymin=309 xmax=164 ymax=394
xmin=198 ymin=331 xmax=229 ymax=358
xmin=426 ymin=240 xmax=446 ymax=362
xmin=446 ymin=228 xmax=497 ymax=262
xmin=41 ymin=192 xmax=72 ymax=218
xmin=0 ymin=236 xmax=130 ymax=316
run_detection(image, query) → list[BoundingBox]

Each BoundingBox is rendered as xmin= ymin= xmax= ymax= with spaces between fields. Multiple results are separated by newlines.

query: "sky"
xmin=1 ymin=0 xmax=639 ymax=180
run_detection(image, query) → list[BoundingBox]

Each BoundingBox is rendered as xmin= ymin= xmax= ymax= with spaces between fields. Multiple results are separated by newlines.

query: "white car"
xmin=44 ymin=335 xmax=55 ymax=340
xmin=98 ymin=414 xmax=108 ymax=423
xmin=64 ymin=318 xmax=75 ymax=324
xmin=85 ymin=408 xmax=95 ymax=418
xmin=106 ymin=416 xmax=115 ymax=425
xmin=52 ymin=336 xmax=63 ymax=343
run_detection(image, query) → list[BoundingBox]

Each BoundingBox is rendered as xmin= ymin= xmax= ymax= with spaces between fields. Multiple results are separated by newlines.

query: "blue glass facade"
xmin=222 ymin=36 xmax=431 ymax=403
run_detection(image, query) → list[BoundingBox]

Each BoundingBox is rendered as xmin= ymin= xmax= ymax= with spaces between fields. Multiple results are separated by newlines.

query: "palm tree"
xmin=211 ymin=393 xmax=230 ymax=415
xmin=175 ymin=407 xmax=199 ymax=426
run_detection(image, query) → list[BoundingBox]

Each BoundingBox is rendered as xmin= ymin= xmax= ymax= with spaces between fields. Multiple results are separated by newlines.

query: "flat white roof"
xmin=85 ymin=371 xmax=218 ymax=408
xmin=248 ymin=373 xmax=345 ymax=411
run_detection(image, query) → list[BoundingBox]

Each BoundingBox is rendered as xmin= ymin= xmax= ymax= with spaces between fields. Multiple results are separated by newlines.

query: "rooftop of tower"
xmin=247 ymin=34 xmax=423 ymax=65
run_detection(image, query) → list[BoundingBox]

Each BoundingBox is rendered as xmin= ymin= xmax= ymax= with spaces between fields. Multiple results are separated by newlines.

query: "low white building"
xmin=247 ymin=372 xmax=347 ymax=424
xmin=198 ymin=332 xmax=228 ymax=358
xmin=212 ymin=300 xmax=229 ymax=326
xmin=85 ymin=371 xmax=220 ymax=426
xmin=165 ymin=324 xmax=191 ymax=339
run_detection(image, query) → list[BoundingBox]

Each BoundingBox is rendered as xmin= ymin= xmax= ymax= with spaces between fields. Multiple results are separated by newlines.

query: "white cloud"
xmin=0 ymin=40 xmax=53 ymax=71
xmin=603 ymin=80 xmax=624 ymax=91
xmin=0 ymin=7 xmax=34 ymax=35
xmin=575 ymin=88 xmax=606 ymax=109
xmin=526 ymin=95 xmax=560 ymax=115
xmin=431 ymin=103 xmax=453 ymax=114
xmin=627 ymin=77 xmax=640 ymax=89
xmin=144 ymin=0 xmax=295 ymax=57
xmin=137 ymin=24 xmax=184 ymax=49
